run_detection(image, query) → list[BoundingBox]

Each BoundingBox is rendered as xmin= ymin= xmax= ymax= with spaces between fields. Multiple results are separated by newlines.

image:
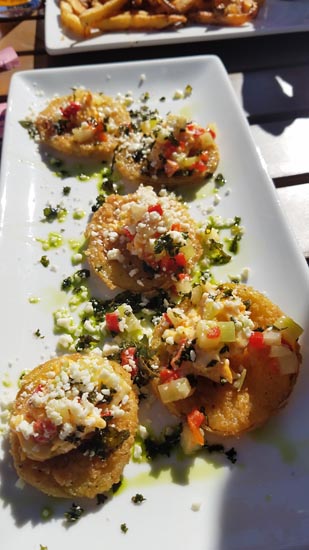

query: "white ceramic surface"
xmin=1 ymin=56 xmax=309 ymax=550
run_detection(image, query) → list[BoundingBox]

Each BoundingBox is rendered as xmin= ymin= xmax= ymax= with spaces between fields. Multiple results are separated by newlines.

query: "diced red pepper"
xmin=191 ymin=160 xmax=207 ymax=173
xmin=160 ymin=256 xmax=177 ymax=272
xmin=200 ymin=151 xmax=209 ymax=163
xmin=121 ymin=347 xmax=138 ymax=377
xmin=60 ymin=101 xmax=81 ymax=119
xmin=100 ymin=409 xmax=113 ymax=418
xmin=163 ymin=312 xmax=173 ymax=325
xmin=148 ymin=203 xmax=163 ymax=216
xmin=171 ymin=223 xmax=181 ymax=231
xmin=207 ymin=325 xmax=221 ymax=339
xmin=178 ymin=273 xmax=190 ymax=281
xmin=163 ymin=142 xmax=178 ymax=158
xmin=160 ymin=254 xmax=187 ymax=273
xmin=33 ymin=383 xmax=44 ymax=394
xmin=186 ymin=123 xmax=205 ymax=137
xmin=105 ymin=311 xmax=120 ymax=333
xmin=248 ymin=331 xmax=265 ymax=349
xmin=159 ymin=368 xmax=180 ymax=384
xmin=187 ymin=409 xmax=205 ymax=446
xmin=175 ymin=252 xmax=187 ymax=267
xmin=33 ymin=419 xmax=57 ymax=444
xmin=122 ymin=227 xmax=135 ymax=241
xmin=208 ymin=128 xmax=216 ymax=139
xmin=93 ymin=121 xmax=107 ymax=142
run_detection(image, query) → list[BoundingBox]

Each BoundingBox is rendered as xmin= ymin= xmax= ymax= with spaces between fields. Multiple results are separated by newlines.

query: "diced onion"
xmin=157 ymin=377 xmax=192 ymax=404
xmin=263 ymin=330 xmax=281 ymax=346
xmin=277 ymin=353 xmax=299 ymax=375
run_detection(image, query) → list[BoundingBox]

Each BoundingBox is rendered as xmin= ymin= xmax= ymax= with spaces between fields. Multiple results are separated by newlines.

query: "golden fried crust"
xmin=152 ymin=283 xmax=301 ymax=436
xmin=85 ymin=192 xmax=203 ymax=292
xmin=10 ymin=358 xmax=138 ymax=498
xmin=35 ymin=91 xmax=130 ymax=160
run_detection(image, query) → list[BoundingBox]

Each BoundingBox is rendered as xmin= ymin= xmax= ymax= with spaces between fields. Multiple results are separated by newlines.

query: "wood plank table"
xmin=1 ymin=12 xmax=309 ymax=259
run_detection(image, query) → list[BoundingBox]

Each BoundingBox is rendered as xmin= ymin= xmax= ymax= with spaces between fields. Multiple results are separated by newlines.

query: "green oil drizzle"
xmin=36 ymin=232 xmax=63 ymax=251
xmin=127 ymin=453 xmax=224 ymax=491
xmin=251 ymin=424 xmax=298 ymax=464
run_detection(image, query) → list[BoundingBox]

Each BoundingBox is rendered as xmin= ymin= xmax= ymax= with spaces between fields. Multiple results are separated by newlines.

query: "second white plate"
xmin=45 ymin=0 xmax=309 ymax=55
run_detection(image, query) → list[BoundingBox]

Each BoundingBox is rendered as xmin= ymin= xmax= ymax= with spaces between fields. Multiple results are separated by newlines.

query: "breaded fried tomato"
xmin=151 ymin=283 xmax=302 ymax=450
xmin=115 ymin=113 xmax=219 ymax=186
xmin=10 ymin=353 xmax=138 ymax=498
xmin=35 ymin=89 xmax=130 ymax=160
xmin=85 ymin=185 xmax=203 ymax=292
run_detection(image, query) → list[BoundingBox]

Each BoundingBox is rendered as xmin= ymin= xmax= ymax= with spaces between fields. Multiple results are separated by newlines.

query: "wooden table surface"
xmin=1 ymin=10 xmax=309 ymax=259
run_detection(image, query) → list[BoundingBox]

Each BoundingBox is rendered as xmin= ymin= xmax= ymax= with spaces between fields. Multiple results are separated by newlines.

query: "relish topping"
xmin=156 ymin=282 xmax=301 ymax=399
xmin=10 ymin=354 xmax=130 ymax=461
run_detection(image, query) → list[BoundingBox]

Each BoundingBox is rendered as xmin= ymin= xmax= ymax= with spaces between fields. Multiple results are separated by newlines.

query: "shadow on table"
xmin=241 ymin=65 xmax=309 ymax=136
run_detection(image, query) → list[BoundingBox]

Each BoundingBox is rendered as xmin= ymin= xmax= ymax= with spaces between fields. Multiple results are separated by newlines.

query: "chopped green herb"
xmin=205 ymin=240 xmax=231 ymax=266
xmin=42 ymin=205 xmax=67 ymax=223
xmin=144 ymin=424 xmax=182 ymax=460
xmin=154 ymin=233 xmax=186 ymax=256
xmin=131 ymin=493 xmax=146 ymax=504
xmin=79 ymin=426 xmax=130 ymax=460
xmin=204 ymin=442 xmax=238 ymax=464
xmin=96 ymin=493 xmax=108 ymax=506
xmin=214 ymin=173 xmax=226 ymax=188
xmin=19 ymin=119 xmax=37 ymax=139
xmin=64 ymin=503 xmax=84 ymax=523
xmin=63 ymin=186 xmax=71 ymax=196
xmin=112 ymin=479 xmax=123 ymax=493
xmin=40 ymin=255 xmax=50 ymax=268
xmin=121 ymin=523 xmax=128 ymax=533
xmin=225 ymin=447 xmax=237 ymax=464
xmin=140 ymin=91 xmax=150 ymax=102
xmin=184 ymin=84 xmax=193 ymax=97
xmin=34 ymin=329 xmax=44 ymax=339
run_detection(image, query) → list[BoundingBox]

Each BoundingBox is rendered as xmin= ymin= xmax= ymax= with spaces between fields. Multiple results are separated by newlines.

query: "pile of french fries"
xmin=60 ymin=0 xmax=263 ymax=38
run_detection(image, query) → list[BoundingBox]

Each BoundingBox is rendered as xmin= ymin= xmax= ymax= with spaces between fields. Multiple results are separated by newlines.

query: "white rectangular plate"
xmin=45 ymin=0 xmax=309 ymax=55
xmin=1 ymin=56 xmax=309 ymax=550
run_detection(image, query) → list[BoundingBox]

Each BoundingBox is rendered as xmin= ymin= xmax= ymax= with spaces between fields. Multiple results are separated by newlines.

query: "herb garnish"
xmin=79 ymin=426 xmax=130 ymax=460
xmin=131 ymin=493 xmax=146 ymax=504
xmin=64 ymin=503 xmax=84 ymax=523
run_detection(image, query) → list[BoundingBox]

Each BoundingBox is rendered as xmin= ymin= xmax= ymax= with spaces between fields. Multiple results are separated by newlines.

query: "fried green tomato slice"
xmin=151 ymin=283 xmax=302 ymax=444
xmin=114 ymin=114 xmax=219 ymax=187
xmin=35 ymin=89 xmax=130 ymax=160
xmin=85 ymin=185 xmax=203 ymax=293
xmin=10 ymin=353 xmax=138 ymax=498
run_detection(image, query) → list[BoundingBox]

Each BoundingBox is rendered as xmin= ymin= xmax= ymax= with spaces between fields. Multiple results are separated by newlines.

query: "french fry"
xmin=95 ymin=10 xmax=187 ymax=30
xmin=172 ymin=0 xmax=197 ymax=14
xmin=80 ymin=0 xmax=128 ymax=25
xmin=59 ymin=0 xmax=263 ymax=38
xmin=147 ymin=0 xmax=177 ymax=14
xmin=67 ymin=0 xmax=87 ymax=15
xmin=60 ymin=0 xmax=89 ymax=36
